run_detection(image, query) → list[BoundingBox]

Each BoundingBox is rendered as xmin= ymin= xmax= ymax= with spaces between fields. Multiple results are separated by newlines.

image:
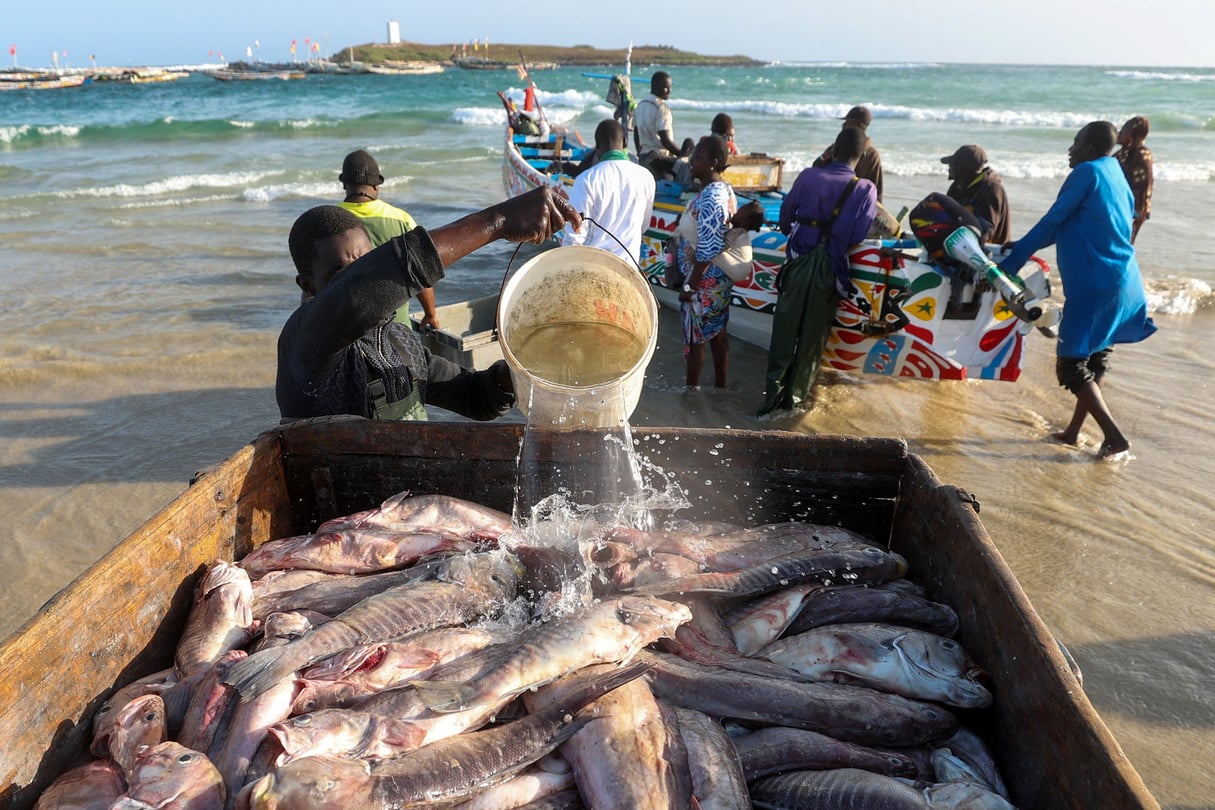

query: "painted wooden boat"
xmin=367 ymin=61 xmax=445 ymax=76
xmin=0 ymin=73 xmax=86 ymax=91
xmin=503 ymin=112 xmax=1055 ymax=382
xmin=0 ymin=419 xmax=1159 ymax=809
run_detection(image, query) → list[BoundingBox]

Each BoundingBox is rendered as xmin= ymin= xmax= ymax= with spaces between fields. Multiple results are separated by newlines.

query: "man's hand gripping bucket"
xmin=496 ymin=245 xmax=659 ymax=428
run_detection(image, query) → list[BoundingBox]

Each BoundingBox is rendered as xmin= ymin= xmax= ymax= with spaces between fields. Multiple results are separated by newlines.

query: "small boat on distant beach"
xmin=452 ymin=55 xmax=510 ymax=70
xmin=204 ymin=67 xmax=305 ymax=81
xmin=367 ymin=61 xmax=445 ymax=75
xmin=498 ymin=68 xmax=1056 ymax=383
xmin=0 ymin=72 xmax=87 ymax=91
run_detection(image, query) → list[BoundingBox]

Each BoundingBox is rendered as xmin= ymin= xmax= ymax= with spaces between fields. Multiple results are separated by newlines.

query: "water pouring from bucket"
xmin=497 ymin=245 xmax=660 ymax=526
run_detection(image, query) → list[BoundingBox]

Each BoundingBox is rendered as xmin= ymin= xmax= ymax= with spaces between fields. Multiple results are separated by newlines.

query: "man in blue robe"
xmin=1000 ymin=121 xmax=1156 ymax=459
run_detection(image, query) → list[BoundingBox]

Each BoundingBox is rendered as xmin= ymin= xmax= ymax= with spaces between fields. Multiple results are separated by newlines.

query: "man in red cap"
xmin=813 ymin=105 xmax=883 ymax=201
xmin=941 ymin=144 xmax=1010 ymax=244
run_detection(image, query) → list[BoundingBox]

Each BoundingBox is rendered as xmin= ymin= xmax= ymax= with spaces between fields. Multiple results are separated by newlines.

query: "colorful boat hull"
xmin=504 ymin=123 xmax=1052 ymax=383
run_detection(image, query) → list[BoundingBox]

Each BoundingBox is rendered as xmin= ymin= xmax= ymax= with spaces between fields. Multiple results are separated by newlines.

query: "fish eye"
xmin=295 ymin=715 xmax=313 ymax=726
xmin=178 ymin=752 xmax=196 ymax=764
xmin=941 ymin=640 xmax=958 ymax=650
xmin=143 ymin=711 xmax=157 ymax=722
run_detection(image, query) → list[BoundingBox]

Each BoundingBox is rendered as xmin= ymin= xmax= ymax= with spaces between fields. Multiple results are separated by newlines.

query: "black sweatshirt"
xmin=275 ymin=227 xmax=514 ymax=421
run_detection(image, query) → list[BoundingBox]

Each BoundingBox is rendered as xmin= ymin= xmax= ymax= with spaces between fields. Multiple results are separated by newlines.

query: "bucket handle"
xmin=493 ymin=215 xmax=659 ymax=334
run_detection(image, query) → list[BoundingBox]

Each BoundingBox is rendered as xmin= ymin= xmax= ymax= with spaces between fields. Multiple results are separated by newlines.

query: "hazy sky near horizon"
xmin=5 ymin=0 xmax=1213 ymax=69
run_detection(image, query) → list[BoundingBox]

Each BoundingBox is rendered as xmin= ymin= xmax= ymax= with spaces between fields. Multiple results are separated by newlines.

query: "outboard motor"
xmin=910 ymin=193 xmax=1050 ymax=324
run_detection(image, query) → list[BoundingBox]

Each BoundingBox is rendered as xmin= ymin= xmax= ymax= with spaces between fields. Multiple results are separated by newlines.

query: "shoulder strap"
xmin=794 ymin=176 xmax=859 ymax=246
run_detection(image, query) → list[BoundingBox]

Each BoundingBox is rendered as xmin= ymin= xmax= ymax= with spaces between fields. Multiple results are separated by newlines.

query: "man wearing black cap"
xmin=813 ymin=105 xmax=883 ymax=201
xmin=941 ymin=144 xmax=1010 ymax=244
xmin=338 ymin=149 xmax=439 ymax=331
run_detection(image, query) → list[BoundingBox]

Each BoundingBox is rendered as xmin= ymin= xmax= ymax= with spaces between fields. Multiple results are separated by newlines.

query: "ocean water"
xmin=2 ymin=62 xmax=1213 ymax=807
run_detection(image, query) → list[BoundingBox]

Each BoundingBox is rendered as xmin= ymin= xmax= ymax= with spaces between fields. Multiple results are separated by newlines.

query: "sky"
xmin=4 ymin=0 xmax=1214 ymax=70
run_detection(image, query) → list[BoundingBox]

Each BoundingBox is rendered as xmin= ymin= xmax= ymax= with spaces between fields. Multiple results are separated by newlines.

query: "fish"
xmin=922 ymin=779 xmax=1018 ymax=808
xmin=318 ymin=492 xmax=512 ymax=540
xmin=640 ymin=649 xmax=957 ymax=747
xmin=269 ymin=708 xmax=425 ymax=764
xmin=222 ymin=550 xmax=520 ymax=701
xmin=177 ymin=650 xmax=245 ymax=755
xmin=668 ymin=706 xmax=750 ymax=810
xmin=33 ymin=759 xmax=126 ymax=810
xmin=523 ymin=663 xmax=689 ymax=810
xmin=626 ymin=546 xmax=907 ymax=598
xmin=445 ymin=766 xmax=576 ymax=810
xmin=251 ymin=563 xmax=443 ymax=620
xmin=123 ymin=741 xmax=226 ymax=810
xmin=251 ymin=612 xmax=316 ymax=653
xmin=412 ymin=594 xmax=691 ymax=712
xmin=602 ymin=521 xmax=877 ymax=571
xmin=106 ymin=693 xmax=169 ymax=782
xmin=238 ymin=527 xmax=486 ymax=578
xmin=783 ymin=583 xmax=961 ymax=638
xmin=758 ymin=622 xmax=993 ymax=709
xmin=208 ymin=668 xmax=297 ymax=800
xmin=732 ymin=725 xmax=919 ymax=781
xmin=931 ymin=726 xmax=1010 ymax=799
xmin=92 ymin=668 xmax=177 ymax=752
xmin=175 ymin=560 xmax=255 ymax=680
xmin=241 ymin=662 xmax=648 ymax=809
xmin=749 ymin=767 xmax=930 ymax=809
xmin=723 ymin=584 xmax=821 ymax=656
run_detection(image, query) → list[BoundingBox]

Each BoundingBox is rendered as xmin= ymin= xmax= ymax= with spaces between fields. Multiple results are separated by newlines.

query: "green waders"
xmin=757 ymin=245 xmax=839 ymax=415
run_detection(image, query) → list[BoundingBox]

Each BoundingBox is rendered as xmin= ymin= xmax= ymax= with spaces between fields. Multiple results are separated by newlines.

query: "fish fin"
xmin=220 ymin=649 xmax=292 ymax=701
xmin=409 ymin=678 xmax=481 ymax=713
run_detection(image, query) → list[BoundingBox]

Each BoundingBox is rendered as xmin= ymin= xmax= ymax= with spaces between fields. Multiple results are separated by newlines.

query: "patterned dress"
xmin=679 ymin=180 xmax=737 ymax=353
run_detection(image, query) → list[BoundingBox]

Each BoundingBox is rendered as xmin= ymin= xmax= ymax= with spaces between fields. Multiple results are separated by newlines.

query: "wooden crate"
xmin=0 ymin=420 xmax=1158 ymax=809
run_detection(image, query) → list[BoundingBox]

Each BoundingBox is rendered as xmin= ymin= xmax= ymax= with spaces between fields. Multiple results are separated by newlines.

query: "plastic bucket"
xmin=497 ymin=246 xmax=658 ymax=428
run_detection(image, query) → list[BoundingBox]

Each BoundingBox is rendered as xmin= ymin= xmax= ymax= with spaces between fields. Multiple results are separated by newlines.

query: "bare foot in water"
xmin=1050 ymin=431 xmax=1079 ymax=446
xmin=1098 ymin=439 xmax=1131 ymax=460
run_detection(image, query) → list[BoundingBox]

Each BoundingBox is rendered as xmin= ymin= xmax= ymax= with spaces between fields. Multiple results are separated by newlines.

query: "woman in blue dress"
xmin=999 ymin=121 xmax=1156 ymax=459
xmin=676 ymin=135 xmax=737 ymax=389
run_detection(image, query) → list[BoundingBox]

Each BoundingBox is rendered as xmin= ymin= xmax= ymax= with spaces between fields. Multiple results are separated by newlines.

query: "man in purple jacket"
xmin=758 ymin=127 xmax=877 ymax=415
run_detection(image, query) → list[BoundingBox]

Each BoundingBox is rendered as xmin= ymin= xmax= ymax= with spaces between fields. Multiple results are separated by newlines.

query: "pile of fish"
xmin=36 ymin=492 xmax=1018 ymax=809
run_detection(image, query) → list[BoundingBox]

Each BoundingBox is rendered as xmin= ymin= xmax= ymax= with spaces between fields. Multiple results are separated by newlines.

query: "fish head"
xmin=239 ymin=755 xmax=371 ymax=810
xmin=127 ymin=741 xmax=225 ymax=807
xmin=269 ymin=710 xmax=369 ymax=765
xmin=892 ymin=631 xmax=993 ymax=708
xmin=442 ymin=550 xmax=522 ymax=599
xmin=108 ymin=693 xmax=168 ymax=776
xmin=614 ymin=594 xmax=695 ymax=638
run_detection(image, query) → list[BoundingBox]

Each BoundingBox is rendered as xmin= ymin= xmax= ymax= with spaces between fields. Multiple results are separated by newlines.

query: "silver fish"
xmin=412 ymin=594 xmax=691 ymax=712
xmin=923 ymin=780 xmax=1018 ymax=809
xmin=107 ymin=693 xmax=169 ymax=783
xmin=723 ymin=584 xmax=821 ymax=656
xmin=242 ymin=663 xmax=648 ymax=810
xmin=733 ymin=725 xmax=919 ymax=781
xmin=223 ymin=550 xmax=520 ymax=701
xmin=269 ymin=708 xmax=425 ymax=764
xmin=124 ymin=741 xmax=226 ymax=810
xmin=640 ymin=649 xmax=957 ymax=747
xmin=251 ymin=563 xmax=444 ymax=620
xmin=447 ymin=766 xmax=575 ymax=810
xmin=319 ymin=492 xmax=512 ymax=540
xmin=238 ymin=527 xmax=485 ymax=578
xmin=784 ymin=583 xmax=961 ymax=638
xmin=628 ymin=546 xmax=907 ymax=598
xmin=177 ymin=650 xmax=245 ymax=755
xmin=175 ymin=560 xmax=254 ymax=680
xmin=749 ymin=767 xmax=929 ymax=809
xmin=759 ymin=622 xmax=993 ymax=709
xmin=669 ymin=706 xmax=750 ymax=810
xmin=523 ymin=663 xmax=688 ymax=810
xmin=33 ymin=760 xmax=125 ymax=810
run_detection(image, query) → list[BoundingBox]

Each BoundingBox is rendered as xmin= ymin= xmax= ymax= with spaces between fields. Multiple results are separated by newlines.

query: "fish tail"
xmin=410 ymin=678 xmax=480 ymax=713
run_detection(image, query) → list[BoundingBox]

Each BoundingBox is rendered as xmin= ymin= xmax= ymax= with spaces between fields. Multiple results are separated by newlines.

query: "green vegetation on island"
xmin=336 ymin=42 xmax=763 ymax=68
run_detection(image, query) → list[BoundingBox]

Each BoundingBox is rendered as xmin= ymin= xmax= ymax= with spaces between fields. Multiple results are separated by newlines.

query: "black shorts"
xmin=1056 ymin=348 xmax=1113 ymax=392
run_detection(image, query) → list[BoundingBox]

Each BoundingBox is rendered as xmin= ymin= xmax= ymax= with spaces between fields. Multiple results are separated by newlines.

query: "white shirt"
xmin=634 ymin=95 xmax=673 ymax=156
xmin=561 ymin=154 xmax=657 ymax=260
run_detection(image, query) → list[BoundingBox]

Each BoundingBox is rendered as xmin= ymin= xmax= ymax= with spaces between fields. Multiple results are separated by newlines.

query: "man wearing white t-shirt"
xmin=562 ymin=120 xmax=656 ymax=260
